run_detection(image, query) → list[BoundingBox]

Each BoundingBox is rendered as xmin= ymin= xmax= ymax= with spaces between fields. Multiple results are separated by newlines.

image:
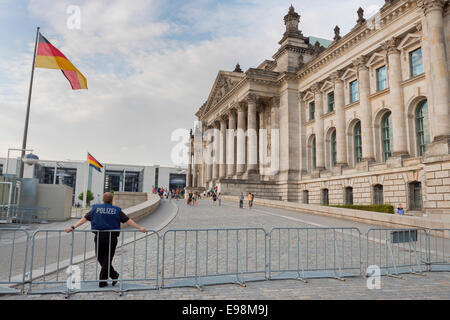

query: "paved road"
xmin=1 ymin=198 xmax=449 ymax=299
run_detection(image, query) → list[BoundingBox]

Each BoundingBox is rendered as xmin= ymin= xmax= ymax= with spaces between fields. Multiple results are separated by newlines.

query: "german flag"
xmin=87 ymin=153 xmax=103 ymax=173
xmin=35 ymin=32 xmax=87 ymax=90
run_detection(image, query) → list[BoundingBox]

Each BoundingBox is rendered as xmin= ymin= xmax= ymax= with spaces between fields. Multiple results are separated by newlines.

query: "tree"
xmin=78 ymin=190 xmax=94 ymax=206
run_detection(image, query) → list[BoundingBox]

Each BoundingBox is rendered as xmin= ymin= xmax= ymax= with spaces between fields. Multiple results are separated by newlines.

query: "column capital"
xmin=219 ymin=115 xmax=228 ymax=124
xmin=415 ymin=22 xmax=423 ymax=33
xmin=310 ymin=82 xmax=323 ymax=94
xmin=417 ymin=0 xmax=447 ymax=15
xmin=330 ymin=70 xmax=343 ymax=83
xmin=352 ymin=55 xmax=369 ymax=71
xmin=271 ymin=95 xmax=280 ymax=108
xmin=237 ymin=101 xmax=247 ymax=112
xmin=226 ymin=107 xmax=237 ymax=118
xmin=298 ymin=92 xmax=307 ymax=102
xmin=244 ymin=92 xmax=258 ymax=104
xmin=381 ymin=37 xmax=401 ymax=55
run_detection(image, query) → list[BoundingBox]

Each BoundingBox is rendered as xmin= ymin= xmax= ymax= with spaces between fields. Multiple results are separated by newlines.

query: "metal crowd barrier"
xmin=426 ymin=229 xmax=450 ymax=272
xmin=161 ymin=228 xmax=267 ymax=289
xmin=268 ymin=227 xmax=362 ymax=281
xmin=0 ymin=228 xmax=29 ymax=295
xmin=366 ymin=228 xmax=428 ymax=276
xmin=2 ymin=226 xmax=450 ymax=297
xmin=27 ymin=229 xmax=159 ymax=297
xmin=7 ymin=206 xmax=50 ymax=224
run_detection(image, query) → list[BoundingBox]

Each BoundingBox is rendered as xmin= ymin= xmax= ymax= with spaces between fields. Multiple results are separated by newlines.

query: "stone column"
xmin=219 ymin=117 xmax=227 ymax=179
xmin=331 ymin=71 xmax=347 ymax=166
xmin=418 ymin=0 xmax=450 ymax=142
xmin=312 ymin=83 xmax=325 ymax=170
xmin=212 ymin=122 xmax=220 ymax=182
xmin=258 ymin=103 xmax=267 ymax=175
xmin=236 ymin=103 xmax=247 ymax=176
xmin=206 ymin=128 xmax=213 ymax=184
xmin=298 ymin=93 xmax=307 ymax=174
xmin=382 ymin=37 xmax=408 ymax=157
xmin=187 ymin=135 xmax=192 ymax=187
xmin=246 ymin=94 xmax=258 ymax=174
xmin=226 ymin=109 xmax=236 ymax=177
xmin=354 ymin=56 xmax=375 ymax=162
xmin=270 ymin=96 xmax=280 ymax=175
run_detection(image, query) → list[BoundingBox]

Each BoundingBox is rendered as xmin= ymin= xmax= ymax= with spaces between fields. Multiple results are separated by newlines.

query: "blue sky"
xmin=0 ymin=0 xmax=382 ymax=166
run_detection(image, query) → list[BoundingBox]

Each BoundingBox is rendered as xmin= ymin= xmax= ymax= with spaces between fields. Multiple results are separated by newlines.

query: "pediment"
xmin=320 ymin=80 xmax=334 ymax=92
xmin=342 ymin=68 xmax=357 ymax=80
xmin=202 ymin=71 xmax=244 ymax=116
xmin=367 ymin=52 xmax=386 ymax=67
xmin=398 ymin=33 xmax=421 ymax=51
xmin=303 ymin=91 xmax=315 ymax=101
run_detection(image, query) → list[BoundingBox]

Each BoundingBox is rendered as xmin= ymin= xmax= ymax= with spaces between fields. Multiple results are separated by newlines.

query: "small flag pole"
xmin=82 ymin=152 xmax=89 ymax=208
xmin=18 ymin=26 xmax=40 ymax=179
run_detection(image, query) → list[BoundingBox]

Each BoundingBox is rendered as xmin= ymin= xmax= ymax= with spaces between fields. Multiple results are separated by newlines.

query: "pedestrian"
xmin=212 ymin=192 xmax=217 ymax=206
xmin=249 ymin=192 xmax=254 ymax=208
xmin=194 ymin=192 xmax=198 ymax=206
xmin=239 ymin=192 xmax=244 ymax=208
xmin=218 ymin=192 xmax=222 ymax=206
xmin=396 ymin=203 xmax=405 ymax=216
xmin=65 ymin=192 xmax=146 ymax=288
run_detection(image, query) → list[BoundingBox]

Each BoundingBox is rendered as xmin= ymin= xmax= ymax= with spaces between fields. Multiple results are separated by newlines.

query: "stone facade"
xmin=188 ymin=1 xmax=450 ymax=218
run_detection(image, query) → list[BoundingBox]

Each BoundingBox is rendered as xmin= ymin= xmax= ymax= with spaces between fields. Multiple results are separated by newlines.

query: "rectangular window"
xmin=309 ymin=101 xmax=315 ymax=120
xmin=327 ymin=92 xmax=334 ymax=112
xmin=349 ymin=80 xmax=358 ymax=103
xmin=410 ymin=47 xmax=423 ymax=77
xmin=376 ymin=65 xmax=387 ymax=91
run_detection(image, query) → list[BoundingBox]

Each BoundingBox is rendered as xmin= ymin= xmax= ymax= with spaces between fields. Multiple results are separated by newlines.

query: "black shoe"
xmin=99 ymin=281 xmax=108 ymax=288
xmin=111 ymin=273 xmax=119 ymax=286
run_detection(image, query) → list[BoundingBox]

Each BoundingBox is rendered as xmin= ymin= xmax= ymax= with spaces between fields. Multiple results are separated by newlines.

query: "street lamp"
xmin=22 ymin=153 xmax=39 ymax=166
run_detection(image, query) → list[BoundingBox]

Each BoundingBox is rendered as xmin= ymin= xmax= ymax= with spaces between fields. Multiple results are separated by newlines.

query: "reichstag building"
xmin=187 ymin=0 xmax=450 ymax=219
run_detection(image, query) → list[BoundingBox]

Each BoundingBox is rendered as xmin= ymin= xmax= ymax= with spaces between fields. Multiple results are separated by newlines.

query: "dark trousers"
xmin=239 ymin=200 xmax=243 ymax=208
xmin=94 ymin=232 xmax=119 ymax=281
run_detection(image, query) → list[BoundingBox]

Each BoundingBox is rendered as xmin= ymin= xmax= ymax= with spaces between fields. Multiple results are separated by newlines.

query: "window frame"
xmin=331 ymin=130 xmax=337 ymax=167
xmin=373 ymin=184 xmax=384 ymax=205
xmin=409 ymin=47 xmax=423 ymax=78
xmin=415 ymin=100 xmax=430 ymax=157
xmin=354 ymin=121 xmax=362 ymax=164
xmin=309 ymin=101 xmax=315 ymax=121
xmin=349 ymin=79 xmax=359 ymax=103
xmin=327 ymin=91 xmax=335 ymax=112
xmin=376 ymin=65 xmax=387 ymax=92
xmin=381 ymin=111 xmax=393 ymax=162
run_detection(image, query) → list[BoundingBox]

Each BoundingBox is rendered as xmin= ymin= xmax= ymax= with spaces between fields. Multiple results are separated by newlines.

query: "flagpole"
xmin=82 ymin=152 xmax=89 ymax=208
xmin=19 ymin=26 xmax=40 ymax=179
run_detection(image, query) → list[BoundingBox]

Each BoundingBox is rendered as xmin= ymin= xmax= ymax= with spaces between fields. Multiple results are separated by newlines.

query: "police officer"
xmin=65 ymin=192 xmax=146 ymax=287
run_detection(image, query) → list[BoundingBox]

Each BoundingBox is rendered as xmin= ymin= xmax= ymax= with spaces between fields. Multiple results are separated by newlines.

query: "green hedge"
xmin=328 ymin=204 xmax=394 ymax=214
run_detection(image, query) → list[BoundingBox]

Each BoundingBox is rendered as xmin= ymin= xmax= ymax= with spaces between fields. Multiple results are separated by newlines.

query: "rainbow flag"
xmin=87 ymin=153 xmax=103 ymax=173
xmin=35 ymin=32 xmax=87 ymax=90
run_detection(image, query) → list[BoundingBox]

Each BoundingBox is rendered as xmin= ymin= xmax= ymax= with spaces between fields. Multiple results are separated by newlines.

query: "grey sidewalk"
xmin=1 ymin=199 xmax=449 ymax=299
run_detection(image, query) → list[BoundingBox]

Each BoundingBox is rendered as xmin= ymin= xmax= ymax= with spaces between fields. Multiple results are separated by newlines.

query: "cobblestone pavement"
xmin=1 ymin=199 xmax=449 ymax=299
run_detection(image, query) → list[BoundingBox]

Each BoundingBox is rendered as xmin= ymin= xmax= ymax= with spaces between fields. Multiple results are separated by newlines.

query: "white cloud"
xmin=0 ymin=0 xmax=385 ymax=166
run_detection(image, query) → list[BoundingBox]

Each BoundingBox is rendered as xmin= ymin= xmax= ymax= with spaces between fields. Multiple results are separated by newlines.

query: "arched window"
xmin=409 ymin=181 xmax=422 ymax=210
xmin=312 ymin=136 xmax=316 ymax=170
xmin=303 ymin=190 xmax=309 ymax=204
xmin=354 ymin=121 xmax=362 ymax=164
xmin=381 ymin=111 xmax=393 ymax=161
xmin=331 ymin=130 xmax=337 ymax=167
xmin=322 ymin=188 xmax=329 ymax=205
xmin=415 ymin=100 xmax=430 ymax=156
xmin=345 ymin=187 xmax=353 ymax=205
xmin=373 ymin=184 xmax=383 ymax=205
